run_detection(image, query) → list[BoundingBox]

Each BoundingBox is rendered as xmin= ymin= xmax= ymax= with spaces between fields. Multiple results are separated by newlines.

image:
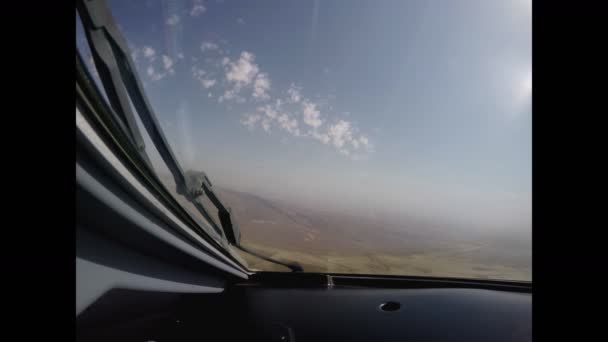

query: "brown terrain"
xmin=155 ymin=172 xmax=531 ymax=281
xmin=216 ymin=188 xmax=531 ymax=281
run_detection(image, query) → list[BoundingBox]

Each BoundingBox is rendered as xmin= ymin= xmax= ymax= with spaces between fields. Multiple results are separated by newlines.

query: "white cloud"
xmin=200 ymin=79 xmax=216 ymax=88
xmin=191 ymin=66 xmax=217 ymax=89
xmin=257 ymin=104 xmax=277 ymax=119
xmin=324 ymin=120 xmax=371 ymax=155
xmin=191 ymin=66 xmax=206 ymax=78
xmin=166 ymin=14 xmax=180 ymax=26
xmin=253 ymin=73 xmax=270 ymax=100
xmin=247 ymin=102 xmax=302 ymax=137
xmin=147 ymin=66 xmax=165 ymax=81
xmin=214 ymin=50 xmax=372 ymax=157
xmin=177 ymin=53 xmax=184 ymax=59
xmin=190 ymin=0 xmax=206 ymax=16
xmin=242 ymin=110 xmax=273 ymax=133
xmin=142 ymin=46 xmax=156 ymax=61
xmin=221 ymin=51 xmax=264 ymax=102
xmin=237 ymin=18 xmax=245 ymax=25
xmin=201 ymin=41 xmax=219 ymax=52
xmin=327 ymin=120 xmax=353 ymax=148
xmin=226 ymin=51 xmax=259 ymax=86
xmin=287 ymin=83 xmax=302 ymax=103
xmin=233 ymin=76 xmax=372 ymax=156
xmin=241 ymin=113 xmax=261 ymax=130
xmin=208 ymin=92 xmax=213 ymax=98
xmin=192 ymin=67 xmax=213 ymax=88
xmin=277 ymin=113 xmax=300 ymax=136
xmin=311 ymin=131 xmax=330 ymax=144
xmin=221 ymin=88 xmax=236 ymax=102
xmin=302 ymin=100 xmax=322 ymax=128
xmin=162 ymin=55 xmax=174 ymax=73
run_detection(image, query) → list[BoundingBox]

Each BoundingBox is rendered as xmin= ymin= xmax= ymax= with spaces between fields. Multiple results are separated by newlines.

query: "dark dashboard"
xmin=240 ymin=286 xmax=531 ymax=342
xmin=77 ymin=272 xmax=531 ymax=342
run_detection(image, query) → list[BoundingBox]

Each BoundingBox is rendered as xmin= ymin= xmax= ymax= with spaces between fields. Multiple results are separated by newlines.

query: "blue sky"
xmin=77 ymin=0 xmax=531 ymax=232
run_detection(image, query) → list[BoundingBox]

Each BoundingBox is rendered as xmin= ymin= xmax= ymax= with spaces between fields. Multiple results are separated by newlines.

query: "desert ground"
xmin=156 ymin=172 xmax=530 ymax=281
xmin=216 ymin=188 xmax=531 ymax=281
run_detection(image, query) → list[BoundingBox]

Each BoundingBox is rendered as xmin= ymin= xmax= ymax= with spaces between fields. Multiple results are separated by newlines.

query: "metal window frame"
xmin=77 ymin=108 xmax=250 ymax=276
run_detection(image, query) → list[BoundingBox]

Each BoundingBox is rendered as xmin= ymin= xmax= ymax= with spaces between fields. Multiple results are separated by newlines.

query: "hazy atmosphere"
xmin=78 ymin=0 xmax=531 ymax=280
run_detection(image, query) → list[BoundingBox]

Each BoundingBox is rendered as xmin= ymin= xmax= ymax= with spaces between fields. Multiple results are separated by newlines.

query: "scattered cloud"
xmin=221 ymin=51 xmax=270 ymax=102
xmin=257 ymin=104 xmax=278 ymax=119
xmin=242 ymin=101 xmax=300 ymax=136
xmin=200 ymin=79 xmax=216 ymax=88
xmin=237 ymin=17 xmax=245 ymax=25
xmin=277 ymin=113 xmax=300 ymax=136
xmin=142 ymin=46 xmax=156 ymax=61
xmin=191 ymin=66 xmax=206 ymax=79
xmin=201 ymin=41 xmax=219 ymax=52
xmin=302 ymin=100 xmax=322 ymax=128
xmin=241 ymin=113 xmax=261 ymax=130
xmin=287 ymin=83 xmax=302 ymax=103
xmin=236 ymin=85 xmax=371 ymax=156
xmin=323 ymin=119 xmax=372 ymax=155
xmin=147 ymin=65 xmax=165 ymax=81
xmin=253 ymin=73 xmax=270 ymax=100
xmin=327 ymin=120 xmax=353 ymax=149
xmin=124 ymin=34 xmax=372 ymax=157
xmin=190 ymin=0 xmax=206 ymax=17
xmin=191 ymin=66 xmax=216 ymax=89
xmin=166 ymin=14 xmax=181 ymax=26
xmin=184 ymin=45 xmax=371 ymax=157
xmin=311 ymin=131 xmax=330 ymax=144
xmin=162 ymin=55 xmax=175 ymax=74
xmin=226 ymin=51 xmax=259 ymax=86
xmin=136 ymin=49 xmax=179 ymax=82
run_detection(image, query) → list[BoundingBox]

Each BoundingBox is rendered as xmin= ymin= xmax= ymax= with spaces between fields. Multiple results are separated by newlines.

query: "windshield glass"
xmin=78 ymin=0 xmax=531 ymax=281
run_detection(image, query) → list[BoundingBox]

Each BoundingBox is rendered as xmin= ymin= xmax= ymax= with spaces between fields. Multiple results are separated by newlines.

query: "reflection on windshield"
xmin=79 ymin=0 xmax=531 ymax=281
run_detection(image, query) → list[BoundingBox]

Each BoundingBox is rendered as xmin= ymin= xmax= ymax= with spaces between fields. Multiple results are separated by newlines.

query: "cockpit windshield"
xmin=77 ymin=0 xmax=531 ymax=281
